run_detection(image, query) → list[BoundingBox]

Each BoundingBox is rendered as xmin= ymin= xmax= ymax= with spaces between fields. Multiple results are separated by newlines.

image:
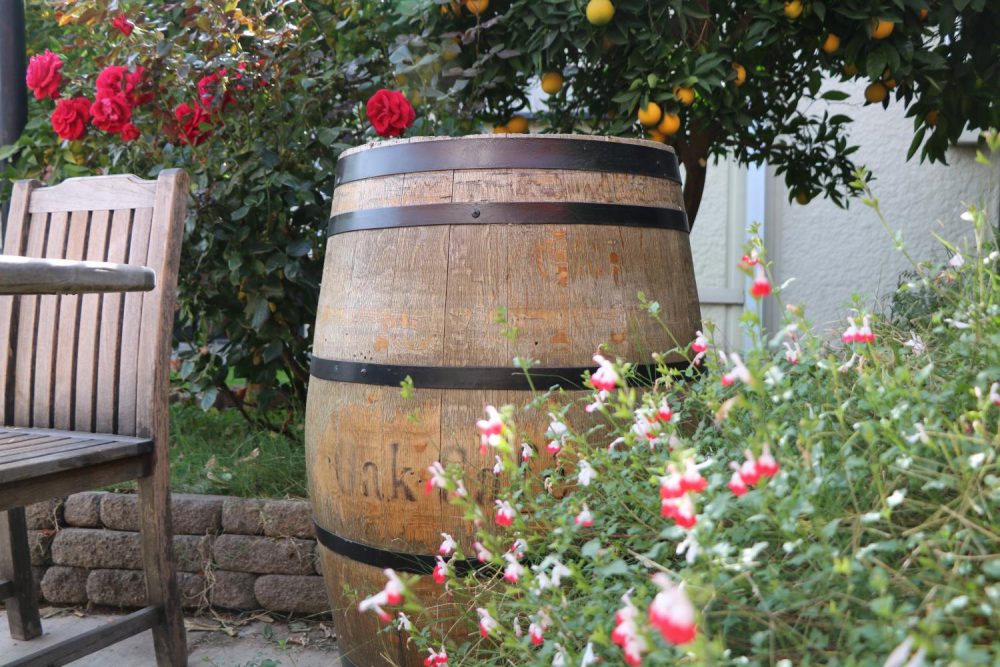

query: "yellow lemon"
xmin=822 ymin=33 xmax=840 ymax=54
xmin=732 ymin=63 xmax=747 ymax=86
xmin=637 ymin=101 xmax=662 ymax=128
xmin=465 ymin=0 xmax=489 ymax=15
xmin=493 ymin=124 xmax=509 ymax=133
xmin=541 ymin=71 xmax=564 ymax=95
xmin=586 ymin=0 xmax=615 ymax=26
xmin=871 ymin=18 xmax=895 ymax=39
xmin=674 ymin=86 xmax=695 ymax=105
xmin=925 ymin=110 xmax=938 ymax=127
xmin=440 ymin=1 xmax=461 ymax=16
xmin=919 ymin=8 xmax=929 ymax=20
xmin=882 ymin=69 xmax=897 ymax=89
xmin=865 ymin=81 xmax=888 ymax=103
xmin=784 ymin=1 xmax=803 ymax=20
xmin=657 ymin=112 xmax=681 ymax=135
xmin=506 ymin=115 xmax=530 ymax=133
xmin=647 ymin=129 xmax=666 ymax=143
xmin=843 ymin=63 xmax=859 ymax=77
xmin=795 ymin=192 xmax=811 ymax=205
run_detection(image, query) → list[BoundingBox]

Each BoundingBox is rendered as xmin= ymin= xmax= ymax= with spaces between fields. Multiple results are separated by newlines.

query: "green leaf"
xmin=821 ymin=90 xmax=850 ymax=101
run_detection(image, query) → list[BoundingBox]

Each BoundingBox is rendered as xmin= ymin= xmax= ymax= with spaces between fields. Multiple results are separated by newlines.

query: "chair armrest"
xmin=0 ymin=256 xmax=156 ymax=295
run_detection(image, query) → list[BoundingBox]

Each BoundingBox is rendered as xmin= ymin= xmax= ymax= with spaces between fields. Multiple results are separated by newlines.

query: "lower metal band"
xmin=313 ymin=520 xmax=482 ymax=576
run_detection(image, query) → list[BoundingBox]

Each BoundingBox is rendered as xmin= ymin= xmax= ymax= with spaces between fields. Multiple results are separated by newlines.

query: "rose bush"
xmin=358 ymin=136 xmax=1000 ymax=665
xmin=2 ymin=1 xmax=409 ymax=424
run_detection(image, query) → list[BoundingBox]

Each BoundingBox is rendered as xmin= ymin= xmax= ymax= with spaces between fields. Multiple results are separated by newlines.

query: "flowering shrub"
xmin=359 ymin=137 xmax=1000 ymax=665
xmin=2 ymin=1 xmax=405 ymax=420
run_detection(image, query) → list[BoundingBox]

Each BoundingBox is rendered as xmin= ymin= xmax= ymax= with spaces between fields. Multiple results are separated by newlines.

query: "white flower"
xmin=395 ymin=612 xmax=412 ymax=631
xmin=904 ymin=423 xmax=929 ymax=445
xmin=960 ymin=210 xmax=974 ymax=222
xmin=887 ymin=489 xmax=906 ymax=507
xmin=948 ymin=253 xmax=965 ymax=268
xmin=944 ymin=318 xmax=970 ymax=329
xmin=577 ymin=460 xmax=596 ymax=486
xmin=903 ymin=332 xmax=926 ymax=356
xmin=580 ymin=642 xmax=598 ymax=666
xmin=969 ymin=452 xmax=986 ymax=469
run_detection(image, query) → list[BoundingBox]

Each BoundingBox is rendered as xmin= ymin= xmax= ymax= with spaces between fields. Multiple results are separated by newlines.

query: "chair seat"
xmin=0 ymin=427 xmax=153 ymax=486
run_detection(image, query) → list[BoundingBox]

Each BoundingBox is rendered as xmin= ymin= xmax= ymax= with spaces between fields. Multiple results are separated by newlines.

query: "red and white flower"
xmin=438 ymin=533 xmax=456 ymax=556
xmin=503 ymin=553 xmax=524 ymax=583
xmin=842 ymin=317 xmax=860 ymax=344
xmin=509 ymin=538 xmax=528 ymax=560
xmin=661 ymin=493 xmax=697 ymax=529
xmin=784 ymin=341 xmax=800 ymax=364
xmin=495 ymin=500 xmax=516 ymax=527
xmin=574 ymin=504 xmax=594 ymax=527
xmin=728 ymin=468 xmax=748 ymax=496
xmin=659 ymin=465 xmax=684 ymax=500
xmin=546 ymin=415 xmax=567 ymax=453
xmin=521 ymin=442 xmax=534 ymax=461
xmin=750 ymin=264 xmax=772 ymax=298
xmin=680 ymin=460 xmax=707 ymax=493
xmin=433 ymin=556 xmax=448 ymax=585
xmin=721 ymin=352 xmax=752 ymax=387
xmin=756 ymin=443 xmax=780 ymax=477
xmin=472 ymin=540 xmax=492 ymax=563
xmin=423 ymin=647 xmax=448 ymax=666
xmin=477 ymin=608 xmax=497 ymax=637
xmin=612 ymin=594 xmax=649 ymax=666
xmin=578 ymin=459 xmax=596 ymax=486
xmin=990 ymin=382 xmax=1000 ymax=406
xmin=648 ymin=574 xmax=697 ymax=645
xmin=590 ymin=354 xmax=620 ymax=392
xmin=357 ymin=569 xmax=405 ymax=622
xmin=739 ymin=450 xmax=762 ymax=486
xmin=493 ymin=455 xmax=503 ymax=475
xmin=528 ymin=621 xmax=545 ymax=645
xmin=741 ymin=249 xmax=760 ymax=266
xmin=477 ymin=405 xmax=504 ymax=454
xmin=857 ymin=315 xmax=875 ymax=343
xmin=425 ymin=461 xmax=447 ymax=495
xmin=691 ymin=330 xmax=709 ymax=364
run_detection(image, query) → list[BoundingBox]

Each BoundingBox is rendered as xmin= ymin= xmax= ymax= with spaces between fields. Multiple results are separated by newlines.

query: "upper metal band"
xmin=328 ymin=202 xmax=689 ymax=237
xmin=309 ymin=358 xmax=673 ymax=390
xmin=334 ymin=137 xmax=681 ymax=185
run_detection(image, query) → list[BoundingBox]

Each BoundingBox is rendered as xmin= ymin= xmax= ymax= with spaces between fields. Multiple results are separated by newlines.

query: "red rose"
xmin=112 ymin=13 xmax=134 ymax=36
xmin=50 ymin=97 xmax=91 ymax=140
xmin=174 ymin=102 xmax=212 ymax=146
xmin=197 ymin=69 xmax=237 ymax=112
xmin=366 ymin=89 xmax=416 ymax=138
xmin=96 ymin=65 xmax=151 ymax=106
xmin=119 ymin=123 xmax=140 ymax=142
xmin=25 ymin=49 xmax=63 ymax=100
xmin=90 ymin=94 xmax=132 ymax=134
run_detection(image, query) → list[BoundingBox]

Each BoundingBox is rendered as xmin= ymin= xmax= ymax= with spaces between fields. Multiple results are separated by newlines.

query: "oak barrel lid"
xmin=335 ymin=133 xmax=681 ymax=186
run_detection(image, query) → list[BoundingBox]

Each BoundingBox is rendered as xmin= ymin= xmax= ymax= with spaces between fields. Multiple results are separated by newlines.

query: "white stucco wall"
xmin=764 ymin=79 xmax=1000 ymax=335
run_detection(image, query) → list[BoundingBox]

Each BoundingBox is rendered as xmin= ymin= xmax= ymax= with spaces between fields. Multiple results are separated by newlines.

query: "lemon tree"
xmin=398 ymin=0 xmax=999 ymax=224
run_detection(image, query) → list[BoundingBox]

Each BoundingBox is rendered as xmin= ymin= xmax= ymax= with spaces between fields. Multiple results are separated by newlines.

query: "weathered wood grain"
xmin=0 ymin=256 xmax=155 ymax=295
xmin=308 ymin=135 xmax=701 ymax=666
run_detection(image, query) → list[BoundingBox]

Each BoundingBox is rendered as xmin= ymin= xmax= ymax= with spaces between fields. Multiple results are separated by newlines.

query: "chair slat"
xmin=94 ymin=209 xmax=132 ymax=434
xmin=73 ymin=210 xmax=111 ymax=432
xmin=32 ymin=212 xmax=71 ymax=428
xmin=13 ymin=213 xmax=50 ymax=426
xmin=117 ymin=207 xmax=153 ymax=436
xmin=27 ymin=176 xmax=157 ymax=214
xmin=0 ymin=180 xmax=39 ymax=426
xmin=51 ymin=211 xmax=90 ymax=430
xmin=0 ymin=437 xmax=95 ymax=464
xmin=0 ymin=439 xmax=150 ymax=485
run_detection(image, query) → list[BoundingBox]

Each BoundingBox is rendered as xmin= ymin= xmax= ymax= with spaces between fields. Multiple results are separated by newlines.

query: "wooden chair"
xmin=0 ymin=171 xmax=189 ymax=666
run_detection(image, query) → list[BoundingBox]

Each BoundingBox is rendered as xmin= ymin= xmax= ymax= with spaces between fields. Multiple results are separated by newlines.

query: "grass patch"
xmin=169 ymin=402 xmax=307 ymax=498
xmin=111 ymin=402 xmax=307 ymax=499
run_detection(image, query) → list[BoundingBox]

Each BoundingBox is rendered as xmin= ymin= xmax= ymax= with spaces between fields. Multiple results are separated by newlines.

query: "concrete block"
xmin=100 ymin=493 xmax=223 ymax=534
xmin=262 ymin=500 xmax=313 ymax=539
xmin=25 ymin=498 xmax=62 ymax=530
xmin=63 ymin=492 xmax=106 ymax=528
xmin=254 ymin=575 xmax=330 ymax=615
xmin=213 ymin=534 xmax=315 ymax=575
xmin=40 ymin=566 xmax=88 ymax=605
xmin=221 ymin=498 xmax=265 ymax=535
xmin=209 ymin=570 xmax=259 ymax=610
xmin=27 ymin=530 xmax=54 ymax=566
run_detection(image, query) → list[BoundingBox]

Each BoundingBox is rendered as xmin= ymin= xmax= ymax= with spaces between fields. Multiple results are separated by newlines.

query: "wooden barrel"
xmin=306 ymin=134 xmax=700 ymax=666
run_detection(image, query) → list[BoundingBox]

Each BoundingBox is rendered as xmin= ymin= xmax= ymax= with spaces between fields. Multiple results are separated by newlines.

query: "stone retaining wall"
xmin=14 ymin=492 xmax=329 ymax=616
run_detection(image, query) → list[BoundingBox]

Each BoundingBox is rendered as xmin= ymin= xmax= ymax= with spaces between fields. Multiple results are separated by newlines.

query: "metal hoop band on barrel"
xmin=313 ymin=520 xmax=484 ymax=576
xmin=308 ymin=358 xmax=679 ymax=390
xmin=328 ymin=202 xmax=690 ymax=237
xmin=334 ymin=137 xmax=682 ymax=186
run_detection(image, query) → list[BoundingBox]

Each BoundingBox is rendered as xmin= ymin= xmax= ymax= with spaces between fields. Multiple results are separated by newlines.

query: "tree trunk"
xmin=674 ymin=126 xmax=715 ymax=230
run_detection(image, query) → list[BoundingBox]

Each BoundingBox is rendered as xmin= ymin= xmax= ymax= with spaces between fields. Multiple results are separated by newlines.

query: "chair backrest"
xmin=0 ymin=170 xmax=188 ymax=442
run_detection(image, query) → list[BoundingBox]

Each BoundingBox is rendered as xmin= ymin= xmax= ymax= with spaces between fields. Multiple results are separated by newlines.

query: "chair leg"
xmin=137 ymin=474 xmax=187 ymax=666
xmin=0 ymin=507 xmax=43 ymax=640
